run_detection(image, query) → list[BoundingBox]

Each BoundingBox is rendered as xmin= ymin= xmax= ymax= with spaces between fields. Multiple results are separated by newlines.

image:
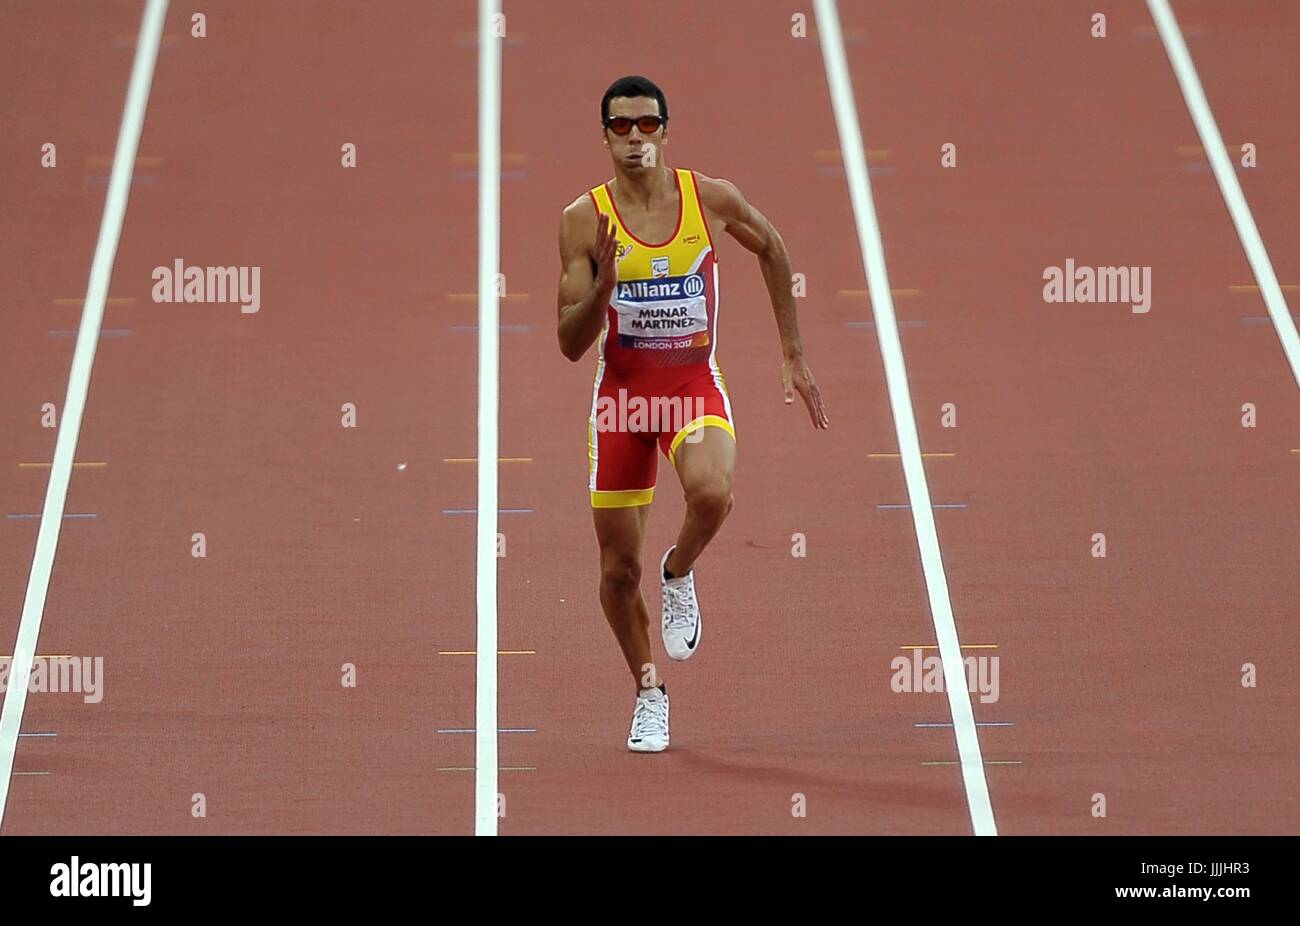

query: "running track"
xmin=0 ymin=0 xmax=1295 ymax=835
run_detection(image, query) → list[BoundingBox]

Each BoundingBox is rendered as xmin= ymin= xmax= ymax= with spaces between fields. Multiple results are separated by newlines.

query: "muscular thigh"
xmin=672 ymin=425 xmax=736 ymax=497
xmin=593 ymin=504 xmax=651 ymax=566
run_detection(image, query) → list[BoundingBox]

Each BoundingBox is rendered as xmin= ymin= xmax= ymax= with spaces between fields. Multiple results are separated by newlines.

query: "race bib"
xmin=612 ymin=272 xmax=709 ymax=350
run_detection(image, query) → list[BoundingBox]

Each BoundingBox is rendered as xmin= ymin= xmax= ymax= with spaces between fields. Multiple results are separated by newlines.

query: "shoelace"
xmin=631 ymin=697 xmax=667 ymax=736
xmin=663 ymin=578 xmax=696 ymax=630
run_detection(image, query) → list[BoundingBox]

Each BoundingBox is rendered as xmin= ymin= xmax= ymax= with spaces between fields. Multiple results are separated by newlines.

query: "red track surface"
xmin=1 ymin=1 xmax=1295 ymax=835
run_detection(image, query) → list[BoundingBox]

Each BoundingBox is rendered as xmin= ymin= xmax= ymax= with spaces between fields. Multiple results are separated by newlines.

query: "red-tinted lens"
xmin=606 ymin=116 xmax=662 ymax=136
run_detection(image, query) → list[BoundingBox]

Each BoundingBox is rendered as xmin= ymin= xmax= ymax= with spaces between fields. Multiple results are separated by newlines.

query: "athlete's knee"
xmin=686 ymin=478 xmax=733 ymax=523
xmin=600 ymin=549 xmax=643 ymax=596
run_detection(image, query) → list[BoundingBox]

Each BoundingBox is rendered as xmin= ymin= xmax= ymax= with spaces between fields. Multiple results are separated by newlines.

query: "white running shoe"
xmin=627 ymin=686 xmax=669 ymax=752
xmin=660 ymin=545 xmax=702 ymax=661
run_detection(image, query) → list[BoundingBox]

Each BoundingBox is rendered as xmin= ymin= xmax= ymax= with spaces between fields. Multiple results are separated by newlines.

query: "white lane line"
xmin=813 ymin=0 xmax=996 ymax=836
xmin=474 ymin=0 xmax=502 ymax=838
xmin=1146 ymin=0 xmax=1300 ymax=390
xmin=0 ymin=0 xmax=170 ymax=832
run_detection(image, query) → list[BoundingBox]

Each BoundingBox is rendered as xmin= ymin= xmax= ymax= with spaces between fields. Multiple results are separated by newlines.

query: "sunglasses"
xmin=603 ymin=114 xmax=667 ymax=136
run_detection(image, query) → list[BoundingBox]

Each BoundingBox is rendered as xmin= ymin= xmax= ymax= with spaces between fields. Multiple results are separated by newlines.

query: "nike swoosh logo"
xmin=684 ymin=620 xmax=698 ymax=649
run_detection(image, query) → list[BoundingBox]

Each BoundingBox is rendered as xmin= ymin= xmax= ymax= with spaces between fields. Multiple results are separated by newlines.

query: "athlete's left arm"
xmin=697 ymin=174 xmax=828 ymax=429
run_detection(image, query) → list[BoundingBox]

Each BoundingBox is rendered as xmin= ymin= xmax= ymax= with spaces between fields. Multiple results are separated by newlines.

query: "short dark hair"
xmin=601 ymin=75 xmax=669 ymax=124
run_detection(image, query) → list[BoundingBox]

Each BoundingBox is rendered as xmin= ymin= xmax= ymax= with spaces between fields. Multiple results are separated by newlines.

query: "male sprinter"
xmin=557 ymin=76 xmax=828 ymax=752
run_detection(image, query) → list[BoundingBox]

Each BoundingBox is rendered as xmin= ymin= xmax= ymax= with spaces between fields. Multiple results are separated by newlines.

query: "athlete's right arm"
xmin=557 ymin=197 xmax=617 ymax=362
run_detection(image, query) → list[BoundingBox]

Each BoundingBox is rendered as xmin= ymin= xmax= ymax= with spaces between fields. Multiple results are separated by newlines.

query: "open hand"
xmin=782 ymin=355 xmax=829 ymax=429
xmin=593 ymin=212 xmax=618 ymax=292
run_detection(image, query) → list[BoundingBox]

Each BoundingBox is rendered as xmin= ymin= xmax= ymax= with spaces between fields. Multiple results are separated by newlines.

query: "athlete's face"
xmin=603 ymin=96 xmax=667 ymax=172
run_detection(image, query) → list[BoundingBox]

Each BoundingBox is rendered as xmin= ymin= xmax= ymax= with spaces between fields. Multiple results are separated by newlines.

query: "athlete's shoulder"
xmin=691 ymin=171 xmax=746 ymax=218
xmin=562 ymin=190 xmax=599 ymax=219
xmin=558 ymin=191 xmax=602 ymax=259
xmin=559 ymin=190 xmax=600 ymax=234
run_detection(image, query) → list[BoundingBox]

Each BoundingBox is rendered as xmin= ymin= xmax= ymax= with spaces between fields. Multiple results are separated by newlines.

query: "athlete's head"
xmin=600 ymin=75 xmax=669 ymax=172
